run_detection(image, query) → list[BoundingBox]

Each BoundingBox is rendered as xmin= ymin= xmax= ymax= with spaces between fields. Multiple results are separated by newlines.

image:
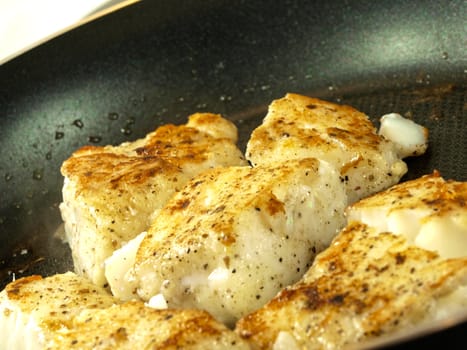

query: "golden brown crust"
xmin=236 ymin=222 xmax=467 ymax=349
xmin=2 ymin=272 xmax=115 ymax=333
xmin=136 ymin=158 xmax=320 ymax=261
xmin=53 ymin=302 xmax=250 ymax=349
xmin=4 ymin=275 xmax=43 ymax=300
xmin=348 ymin=171 xmax=467 ymax=218
xmin=62 ymin=113 xmax=243 ymax=192
xmin=60 ymin=113 xmax=247 ymax=287
xmin=246 ymin=94 xmax=382 ymax=162
xmin=118 ymin=156 xmax=348 ymax=326
xmin=1 ymin=273 xmax=250 ymax=349
xmin=245 ymin=93 xmax=409 ymax=203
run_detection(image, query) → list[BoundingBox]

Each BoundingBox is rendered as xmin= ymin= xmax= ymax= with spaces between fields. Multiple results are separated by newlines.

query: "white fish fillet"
xmin=59 ymin=113 xmax=247 ymax=287
xmin=246 ymin=93 xmax=428 ymax=203
xmin=0 ymin=272 xmax=251 ymax=350
xmin=0 ymin=272 xmax=115 ymax=350
xmin=235 ymin=222 xmax=467 ymax=350
xmin=48 ymin=302 xmax=251 ymax=349
xmin=105 ymin=157 xmax=348 ymax=326
xmin=346 ymin=171 xmax=467 ymax=258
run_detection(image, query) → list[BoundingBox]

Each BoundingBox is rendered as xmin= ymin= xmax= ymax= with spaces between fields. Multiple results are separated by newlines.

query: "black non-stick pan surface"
xmin=0 ymin=0 xmax=466 ymax=348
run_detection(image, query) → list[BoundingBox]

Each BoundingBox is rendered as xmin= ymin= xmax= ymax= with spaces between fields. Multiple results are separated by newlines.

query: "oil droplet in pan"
xmin=121 ymin=117 xmax=135 ymax=136
xmin=4 ymin=173 xmax=12 ymax=181
xmin=72 ymin=119 xmax=84 ymax=128
xmin=88 ymin=136 xmax=102 ymax=143
xmin=219 ymin=95 xmax=232 ymax=102
xmin=55 ymin=131 xmax=64 ymax=140
xmin=121 ymin=127 xmax=132 ymax=136
xmin=108 ymin=112 xmax=119 ymax=120
xmin=32 ymin=168 xmax=43 ymax=180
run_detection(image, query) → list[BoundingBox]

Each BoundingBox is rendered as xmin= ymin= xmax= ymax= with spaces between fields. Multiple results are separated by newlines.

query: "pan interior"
xmin=1 ymin=82 xmax=465 ymax=289
xmin=0 ymin=0 xmax=465 ymax=347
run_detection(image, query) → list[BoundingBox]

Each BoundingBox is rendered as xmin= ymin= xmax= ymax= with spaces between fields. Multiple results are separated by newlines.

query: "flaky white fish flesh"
xmin=105 ymin=158 xmax=348 ymax=326
xmin=59 ymin=113 xmax=247 ymax=287
xmin=236 ymin=222 xmax=467 ymax=350
xmin=346 ymin=171 xmax=467 ymax=258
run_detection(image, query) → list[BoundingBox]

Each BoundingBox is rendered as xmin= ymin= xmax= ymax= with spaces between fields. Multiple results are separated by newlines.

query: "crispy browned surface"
xmin=115 ymin=157 xmax=347 ymax=326
xmin=137 ymin=157 xmax=320 ymax=254
xmin=62 ymin=113 xmax=245 ymax=199
xmin=2 ymin=272 xmax=115 ymax=331
xmin=236 ymin=222 xmax=467 ymax=349
xmin=246 ymin=94 xmax=382 ymax=158
xmin=348 ymin=171 xmax=467 ymax=218
xmin=60 ymin=113 xmax=247 ymax=287
xmin=246 ymin=93 xmax=409 ymax=203
xmin=52 ymin=302 xmax=251 ymax=350
xmin=0 ymin=273 xmax=251 ymax=350
xmin=345 ymin=171 xmax=467 ymax=259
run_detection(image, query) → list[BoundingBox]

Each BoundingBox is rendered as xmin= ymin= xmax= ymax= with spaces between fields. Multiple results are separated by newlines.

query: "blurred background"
xmin=0 ymin=0 xmax=135 ymax=64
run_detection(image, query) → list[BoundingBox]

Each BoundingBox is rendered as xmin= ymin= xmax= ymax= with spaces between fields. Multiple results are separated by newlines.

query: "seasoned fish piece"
xmin=346 ymin=171 xmax=467 ymax=258
xmin=0 ymin=272 xmax=251 ymax=350
xmin=235 ymin=222 xmax=467 ymax=350
xmin=246 ymin=93 xmax=427 ymax=203
xmin=51 ymin=302 xmax=251 ymax=350
xmin=0 ymin=272 xmax=115 ymax=350
xmin=59 ymin=113 xmax=247 ymax=287
xmin=105 ymin=158 xmax=348 ymax=326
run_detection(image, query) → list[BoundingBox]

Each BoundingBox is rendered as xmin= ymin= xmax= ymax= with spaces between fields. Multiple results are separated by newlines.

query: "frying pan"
xmin=0 ymin=0 xmax=465 ymax=347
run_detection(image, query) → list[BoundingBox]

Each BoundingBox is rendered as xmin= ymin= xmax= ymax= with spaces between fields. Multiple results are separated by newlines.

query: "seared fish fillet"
xmin=105 ymin=158 xmax=348 ymax=326
xmin=51 ymin=302 xmax=251 ymax=350
xmin=346 ymin=171 xmax=467 ymax=258
xmin=235 ymin=222 xmax=467 ymax=350
xmin=59 ymin=113 xmax=247 ymax=287
xmin=0 ymin=272 xmax=251 ymax=350
xmin=0 ymin=272 xmax=115 ymax=350
xmin=246 ymin=93 xmax=428 ymax=203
